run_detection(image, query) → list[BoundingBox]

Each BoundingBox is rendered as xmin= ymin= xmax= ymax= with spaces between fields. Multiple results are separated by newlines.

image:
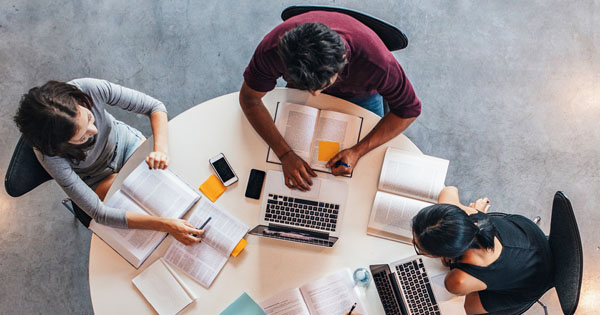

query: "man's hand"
xmin=326 ymin=147 xmax=360 ymax=176
xmin=280 ymin=151 xmax=317 ymax=191
xmin=146 ymin=151 xmax=169 ymax=169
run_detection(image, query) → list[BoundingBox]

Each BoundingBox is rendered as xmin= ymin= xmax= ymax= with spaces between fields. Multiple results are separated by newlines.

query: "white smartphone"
xmin=209 ymin=153 xmax=238 ymax=186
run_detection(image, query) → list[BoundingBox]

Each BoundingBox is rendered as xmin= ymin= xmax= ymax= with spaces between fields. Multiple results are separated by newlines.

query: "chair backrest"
xmin=549 ymin=191 xmax=583 ymax=315
xmin=4 ymin=136 xmax=52 ymax=197
xmin=281 ymin=5 xmax=408 ymax=51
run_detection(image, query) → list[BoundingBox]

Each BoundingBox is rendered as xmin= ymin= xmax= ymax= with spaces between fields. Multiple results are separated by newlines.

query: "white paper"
xmin=367 ymin=191 xmax=433 ymax=241
xmin=163 ymin=199 xmax=249 ymax=288
xmin=379 ymin=148 xmax=449 ymax=203
xmin=269 ymin=102 xmax=319 ymax=162
xmin=132 ymin=259 xmax=195 ymax=315
xmin=189 ymin=199 xmax=249 ymax=256
xmin=310 ymin=110 xmax=362 ymax=171
xmin=122 ymin=162 xmax=199 ymax=218
xmin=164 ymin=241 xmax=228 ymax=288
xmin=260 ymin=288 xmax=311 ymax=315
xmin=299 ymin=269 xmax=367 ymax=315
xmin=89 ymin=190 xmax=166 ymax=267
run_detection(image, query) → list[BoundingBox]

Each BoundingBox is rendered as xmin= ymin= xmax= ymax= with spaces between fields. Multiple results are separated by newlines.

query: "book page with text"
xmin=163 ymin=199 xmax=248 ymax=288
xmin=367 ymin=191 xmax=433 ymax=243
xmin=299 ymin=269 xmax=367 ymax=315
xmin=260 ymin=288 xmax=311 ymax=315
xmin=90 ymin=189 xmax=167 ymax=268
xmin=187 ymin=198 xmax=249 ymax=256
xmin=268 ymin=103 xmax=320 ymax=163
xmin=163 ymin=239 xmax=228 ymax=288
xmin=379 ymin=148 xmax=449 ymax=203
xmin=122 ymin=162 xmax=199 ymax=218
xmin=310 ymin=110 xmax=362 ymax=171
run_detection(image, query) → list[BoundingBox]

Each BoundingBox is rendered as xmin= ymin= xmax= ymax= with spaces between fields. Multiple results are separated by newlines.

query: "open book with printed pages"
xmin=89 ymin=161 xmax=201 ymax=269
xmin=260 ymin=268 xmax=368 ymax=315
xmin=367 ymin=147 xmax=449 ymax=244
xmin=164 ymin=198 xmax=249 ymax=288
xmin=267 ymin=102 xmax=363 ymax=177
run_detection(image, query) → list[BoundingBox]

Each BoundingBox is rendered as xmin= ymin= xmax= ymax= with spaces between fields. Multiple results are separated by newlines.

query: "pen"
xmin=192 ymin=216 xmax=211 ymax=237
xmin=335 ymin=160 xmax=352 ymax=168
xmin=348 ymin=302 xmax=357 ymax=315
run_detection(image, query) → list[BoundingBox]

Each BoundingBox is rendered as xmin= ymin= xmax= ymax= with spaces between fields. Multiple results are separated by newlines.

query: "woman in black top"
xmin=412 ymin=186 xmax=553 ymax=314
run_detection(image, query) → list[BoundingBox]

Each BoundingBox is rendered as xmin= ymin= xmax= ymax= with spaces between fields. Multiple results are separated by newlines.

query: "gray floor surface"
xmin=1 ymin=0 xmax=598 ymax=314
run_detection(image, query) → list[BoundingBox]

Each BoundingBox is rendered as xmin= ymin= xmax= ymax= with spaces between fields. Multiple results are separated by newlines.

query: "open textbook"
xmin=164 ymin=198 xmax=249 ymax=288
xmin=367 ymin=148 xmax=449 ymax=244
xmin=89 ymin=161 xmax=201 ymax=268
xmin=260 ymin=269 xmax=367 ymax=315
xmin=267 ymin=102 xmax=363 ymax=175
xmin=132 ymin=258 xmax=197 ymax=315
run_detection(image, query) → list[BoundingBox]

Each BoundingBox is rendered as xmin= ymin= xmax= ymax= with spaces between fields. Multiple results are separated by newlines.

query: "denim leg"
xmin=347 ymin=94 xmax=384 ymax=117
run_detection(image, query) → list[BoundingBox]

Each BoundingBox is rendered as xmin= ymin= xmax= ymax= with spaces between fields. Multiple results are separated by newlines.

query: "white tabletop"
xmin=89 ymin=88 xmax=447 ymax=314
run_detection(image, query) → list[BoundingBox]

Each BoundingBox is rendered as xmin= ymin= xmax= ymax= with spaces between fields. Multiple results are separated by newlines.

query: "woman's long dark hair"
xmin=412 ymin=204 xmax=497 ymax=259
xmin=14 ymin=81 xmax=95 ymax=162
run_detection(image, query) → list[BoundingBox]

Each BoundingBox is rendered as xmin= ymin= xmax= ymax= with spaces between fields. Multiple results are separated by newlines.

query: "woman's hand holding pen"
xmin=165 ymin=218 xmax=204 ymax=246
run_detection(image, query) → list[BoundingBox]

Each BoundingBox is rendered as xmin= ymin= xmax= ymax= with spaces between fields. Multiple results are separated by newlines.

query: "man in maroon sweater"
xmin=240 ymin=11 xmax=421 ymax=191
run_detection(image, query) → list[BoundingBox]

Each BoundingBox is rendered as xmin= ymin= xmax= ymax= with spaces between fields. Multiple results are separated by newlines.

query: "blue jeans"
xmin=347 ymin=93 xmax=384 ymax=117
xmin=82 ymin=120 xmax=145 ymax=189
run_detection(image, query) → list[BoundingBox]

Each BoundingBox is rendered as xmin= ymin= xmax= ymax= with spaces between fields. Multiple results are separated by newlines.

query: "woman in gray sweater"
xmin=14 ymin=78 xmax=203 ymax=245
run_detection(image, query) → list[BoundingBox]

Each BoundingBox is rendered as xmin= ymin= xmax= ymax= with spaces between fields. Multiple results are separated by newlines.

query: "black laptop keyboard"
xmin=373 ymin=269 xmax=402 ymax=315
xmin=264 ymin=194 xmax=339 ymax=231
xmin=395 ymin=258 xmax=440 ymax=315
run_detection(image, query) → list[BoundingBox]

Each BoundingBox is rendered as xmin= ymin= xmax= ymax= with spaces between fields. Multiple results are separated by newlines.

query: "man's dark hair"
xmin=14 ymin=81 xmax=96 ymax=162
xmin=277 ymin=22 xmax=347 ymax=91
xmin=412 ymin=204 xmax=497 ymax=259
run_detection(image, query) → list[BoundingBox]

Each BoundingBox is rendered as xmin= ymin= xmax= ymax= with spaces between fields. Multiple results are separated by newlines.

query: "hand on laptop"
xmin=281 ymin=151 xmax=317 ymax=191
xmin=326 ymin=147 xmax=359 ymax=176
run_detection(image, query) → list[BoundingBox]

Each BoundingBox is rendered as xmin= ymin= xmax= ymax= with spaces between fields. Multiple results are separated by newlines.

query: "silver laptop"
xmin=370 ymin=256 xmax=460 ymax=315
xmin=249 ymin=170 xmax=348 ymax=247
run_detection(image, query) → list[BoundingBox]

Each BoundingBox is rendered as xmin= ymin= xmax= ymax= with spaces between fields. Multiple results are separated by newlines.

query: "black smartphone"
xmin=245 ymin=169 xmax=266 ymax=199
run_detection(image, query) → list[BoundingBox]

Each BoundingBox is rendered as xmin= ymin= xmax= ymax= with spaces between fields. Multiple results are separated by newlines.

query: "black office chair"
xmin=282 ymin=5 xmax=408 ymax=51
xmin=5 ymin=136 xmax=92 ymax=227
xmin=281 ymin=5 xmax=409 ymax=115
xmin=486 ymin=191 xmax=583 ymax=315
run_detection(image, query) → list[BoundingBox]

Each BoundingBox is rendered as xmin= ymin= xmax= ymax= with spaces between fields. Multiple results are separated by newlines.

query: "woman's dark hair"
xmin=412 ymin=204 xmax=497 ymax=258
xmin=14 ymin=80 xmax=95 ymax=162
xmin=277 ymin=22 xmax=347 ymax=92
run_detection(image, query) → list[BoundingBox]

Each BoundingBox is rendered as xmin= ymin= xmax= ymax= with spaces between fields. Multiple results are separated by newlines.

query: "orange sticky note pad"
xmin=199 ymin=174 xmax=227 ymax=202
xmin=318 ymin=141 xmax=340 ymax=161
xmin=231 ymin=238 xmax=247 ymax=257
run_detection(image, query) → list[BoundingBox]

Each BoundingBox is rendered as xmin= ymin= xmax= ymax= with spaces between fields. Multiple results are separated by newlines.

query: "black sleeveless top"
xmin=450 ymin=212 xmax=553 ymax=300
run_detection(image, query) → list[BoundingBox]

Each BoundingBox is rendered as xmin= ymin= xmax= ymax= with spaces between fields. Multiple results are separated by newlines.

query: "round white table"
xmin=89 ymin=88 xmax=430 ymax=314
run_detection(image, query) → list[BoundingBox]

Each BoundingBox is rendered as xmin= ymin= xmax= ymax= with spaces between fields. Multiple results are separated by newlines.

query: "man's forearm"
xmin=239 ymin=86 xmax=291 ymax=158
xmin=354 ymin=113 xmax=416 ymax=156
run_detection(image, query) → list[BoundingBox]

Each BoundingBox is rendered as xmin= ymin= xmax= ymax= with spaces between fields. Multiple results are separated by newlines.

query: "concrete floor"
xmin=0 ymin=0 xmax=598 ymax=314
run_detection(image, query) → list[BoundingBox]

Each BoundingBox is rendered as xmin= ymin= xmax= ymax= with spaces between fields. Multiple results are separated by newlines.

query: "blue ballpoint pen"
xmin=192 ymin=216 xmax=211 ymax=237
xmin=335 ymin=160 xmax=352 ymax=168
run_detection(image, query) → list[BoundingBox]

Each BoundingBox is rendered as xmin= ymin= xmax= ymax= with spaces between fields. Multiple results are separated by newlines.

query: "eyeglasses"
xmin=413 ymin=240 xmax=424 ymax=256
